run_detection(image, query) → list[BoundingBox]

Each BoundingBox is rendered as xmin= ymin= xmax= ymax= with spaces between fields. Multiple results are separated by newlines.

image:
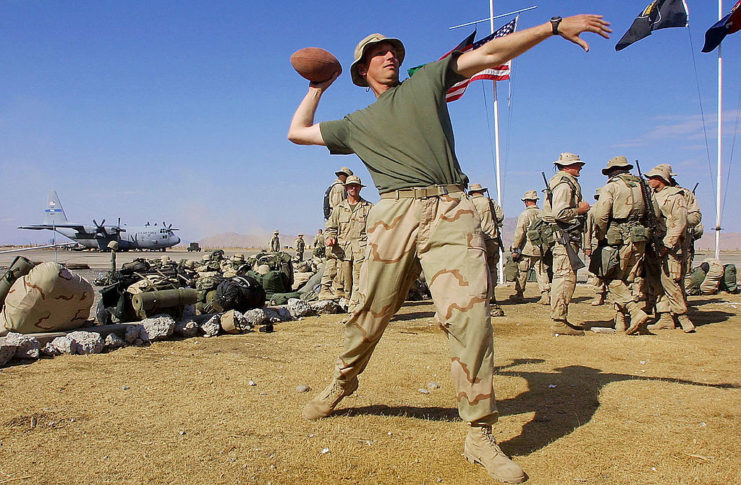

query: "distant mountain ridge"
xmin=196 ymin=220 xmax=741 ymax=251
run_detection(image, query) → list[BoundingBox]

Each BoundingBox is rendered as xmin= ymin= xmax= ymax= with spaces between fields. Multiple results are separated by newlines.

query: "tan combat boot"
xmin=676 ymin=314 xmax=696 ymax=333
xmin=463 ymin=424 xmax=526 ymax=484
xmin=625 ymin=308 xmax=650 ymax=335
xmin=550 ymin=319 xmax=584 ymax=336
xmin=302 ymin=377 xmax=358 ymax=420
xmin=614 ymin=312 xmax=627 ymax=332
xmin=647 ymin=313 xmax=675 ymax=331
xmin=538 ymin=292 xmax=550 ymax=305
xmin=591 ymin=293 xmax=606 ymax=306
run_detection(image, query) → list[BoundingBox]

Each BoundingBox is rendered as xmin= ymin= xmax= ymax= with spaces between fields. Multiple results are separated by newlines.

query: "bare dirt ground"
xmin=1 ymin=276 xmax=739 ymax=484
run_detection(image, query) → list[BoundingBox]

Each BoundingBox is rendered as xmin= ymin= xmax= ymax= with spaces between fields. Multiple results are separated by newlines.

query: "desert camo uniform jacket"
xmin=653 ymin=186 xmax=688 ymax=252
xmin=542 ymin=171 xmax=583 ymax=242
xmin=469 ymin=193 xmax=503 ymax=244
xmin=676 ymin=184 xmax=702 ymax=249
xmin=325 ymin=198 xmax=373 ymax=260
xmin=512 ymin=206 xmax=542 ymax=257
xmin=328 ymin=179 xmax=347 ymax=211
xmin=583 ymin=207 xmax=598 ymax=253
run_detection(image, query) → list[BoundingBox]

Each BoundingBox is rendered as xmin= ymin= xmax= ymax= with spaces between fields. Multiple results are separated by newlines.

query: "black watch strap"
xmin=550 ymin=16 xmax=562 ymax=35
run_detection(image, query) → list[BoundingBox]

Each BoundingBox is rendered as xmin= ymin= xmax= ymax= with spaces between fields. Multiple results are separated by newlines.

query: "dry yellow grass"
xmin=1 ymin=285 xmax=739 ymax=484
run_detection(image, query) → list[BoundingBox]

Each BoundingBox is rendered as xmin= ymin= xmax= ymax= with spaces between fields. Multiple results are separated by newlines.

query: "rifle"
xmin=541 ymin=172 xmax=585 ymax=271
xmin=634 ymin=160 xmax=664 ymax=256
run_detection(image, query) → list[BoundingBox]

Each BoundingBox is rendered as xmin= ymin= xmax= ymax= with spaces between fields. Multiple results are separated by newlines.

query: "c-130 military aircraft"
xmin=19 ymin=191 xmax=181 ymax=251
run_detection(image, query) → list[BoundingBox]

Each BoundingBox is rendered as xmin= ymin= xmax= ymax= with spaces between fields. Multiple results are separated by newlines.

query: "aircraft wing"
xmin=18 ymin=224 xmax=87 ymax=231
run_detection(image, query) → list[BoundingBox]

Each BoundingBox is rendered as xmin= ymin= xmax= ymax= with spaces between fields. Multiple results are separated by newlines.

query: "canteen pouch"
xmin=630 ymin=224 xmax=650 ymax=243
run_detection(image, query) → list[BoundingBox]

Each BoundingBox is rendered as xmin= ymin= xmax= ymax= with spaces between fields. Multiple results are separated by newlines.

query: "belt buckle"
xmin=438 ymin=185 xmax=449 ymax=196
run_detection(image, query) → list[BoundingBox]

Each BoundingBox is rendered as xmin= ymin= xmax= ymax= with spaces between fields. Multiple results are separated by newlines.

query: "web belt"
xmin=379 ymin=184 xmax=464 ymax=200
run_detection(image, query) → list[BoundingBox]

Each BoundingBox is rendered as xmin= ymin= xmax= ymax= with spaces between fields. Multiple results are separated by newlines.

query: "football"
xmin=290 ymin=47 xmax=342 ymax=83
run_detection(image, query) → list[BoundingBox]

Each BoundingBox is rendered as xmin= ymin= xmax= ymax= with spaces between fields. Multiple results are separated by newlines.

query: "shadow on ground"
xmin=334 ymin=358 xmax=738 ymax=456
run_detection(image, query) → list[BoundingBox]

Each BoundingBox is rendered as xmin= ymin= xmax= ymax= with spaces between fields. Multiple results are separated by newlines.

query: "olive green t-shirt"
xmin=320 ymin=53 xmax=469 ymax=194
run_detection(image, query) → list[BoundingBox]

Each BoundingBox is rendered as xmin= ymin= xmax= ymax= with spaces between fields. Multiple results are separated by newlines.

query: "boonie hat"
xmin=554 ymin=152 xmax=585 ymax=166
xmin=644 ymin=165 xmax=672 ymax=184
xmin=335 ymin=166 xmax=354 ymax=177
xmin=107 ymin=241 xmax=119 ymax=251
xmin=468 ymin=183 xmax=487 ymax=194
xmin=274 ymin=230 xmax=279 ymax=234
xmin=654 ymin=163 xmax=677 ymax=178
xmin=601 ymin=155 xmax=633 ymax=175
xmin=521 ymin=190 xmax=539 ymax=201
xmin=351 ymin=33 xmax=406 ymax=87
xmin=344 ymin=175 xmax=365 ymax=187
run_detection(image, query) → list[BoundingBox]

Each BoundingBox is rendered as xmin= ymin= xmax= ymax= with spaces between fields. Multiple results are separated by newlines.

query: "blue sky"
xmin=1 ymin=1 xmax=739 ymax=244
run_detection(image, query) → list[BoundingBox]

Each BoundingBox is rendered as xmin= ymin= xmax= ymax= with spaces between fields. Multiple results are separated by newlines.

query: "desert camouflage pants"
xmin=484 ymin=240 xmax=500 ymax=303
xmin=550 ymin=242 xmax=579 ymax=321
xmin=332 ymin=245 xmax=365 ymax=308
xmin=319 ymin=254 xmax=339 ymax=298
xmin=514 ymin=255 xmax=550 ymax=295
xmin=332 ymin=192 xmax=497 ymax=425
xmin=647 ymin=250 xmax=688 ymax=316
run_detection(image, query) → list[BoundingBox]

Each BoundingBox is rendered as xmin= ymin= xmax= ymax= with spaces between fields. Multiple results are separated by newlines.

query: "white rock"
xmin=426 ymin=382 xmax=441 ymax=390
xmin=287 ymin=299 xmax=313 ymax=319
xmin=200 ymin=315 xmax=221 ymax=337
xmin=243 ymin=309 xmax=268 ymax=326
xmin=104 ymin=333 xmax=125 ymax=350
xmin=418 ymin=388 xmax=430 ymax=395
xmin=6 ymin=333 xmax=40 ymax=360
xmin=48 ymin=336 xmax=73 ymax=355
xmin=296 ymin=385 xmax=311 ymax=393
xmin=175 ymin=320 xmax=199 ymax=338
xmin=310 ymin=300 xmax=340 ymax=315
xmin=139 ymin=315 xmax=176 ymax=342
xmin=67 ymin=331 xmax=105 ymax=355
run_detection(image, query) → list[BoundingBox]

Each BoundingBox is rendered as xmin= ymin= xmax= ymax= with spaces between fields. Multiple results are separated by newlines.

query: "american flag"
xmin=444 ymin=17 xmax=517 ymax=102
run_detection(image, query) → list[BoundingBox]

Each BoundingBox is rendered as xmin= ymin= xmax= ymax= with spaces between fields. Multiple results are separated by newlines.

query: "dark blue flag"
xmin=702 ymin=0 xmax=741 ymax=53
xmin=616 ymin=0 xmax=689 ymax=51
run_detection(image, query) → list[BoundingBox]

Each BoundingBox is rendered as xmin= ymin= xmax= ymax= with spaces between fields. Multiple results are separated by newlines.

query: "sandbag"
xmin=700 ymin=259 xmax=724 ymax=295
xmin=0 ymin=262 xmax=93 ymax=335
xmin=214 ymin=276 xmax=265 ymax=312
xmin=721 ymin=264 xmax=738 ymax=293
xmin=131 ymin=288 xmax=198 ymax=320
xmin=0 ymin=256 xmax=35 ymax=309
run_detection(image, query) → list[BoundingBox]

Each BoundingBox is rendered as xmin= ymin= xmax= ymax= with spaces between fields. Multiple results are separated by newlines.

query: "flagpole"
xmin=490 ymin=0 xmax=505 ymax=284
xmin=715 ymin=0 xmax=723 ymax=260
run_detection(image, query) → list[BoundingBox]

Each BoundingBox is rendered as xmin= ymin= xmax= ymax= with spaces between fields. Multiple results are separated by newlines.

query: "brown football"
xmin=290 ymin=47 xmax=342 ymax=83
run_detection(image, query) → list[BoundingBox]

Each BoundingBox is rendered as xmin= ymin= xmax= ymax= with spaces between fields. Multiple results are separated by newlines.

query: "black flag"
xmin=616 ymin=0 xmax=689 ymax=51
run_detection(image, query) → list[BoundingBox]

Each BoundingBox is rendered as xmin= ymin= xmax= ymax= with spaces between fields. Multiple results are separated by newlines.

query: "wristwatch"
xmin=550 ymin=16 xmax=562 ymax=35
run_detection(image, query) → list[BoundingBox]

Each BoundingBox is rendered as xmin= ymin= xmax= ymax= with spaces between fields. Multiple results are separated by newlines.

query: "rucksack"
xmin=721 ymin=264 xmax=738 ymax=293
xmin=214 ymin=276 xmax=265 ymax=312
xmin=323 ymin=182 xmax=343 ymax=220
xmin=256 ymin=252 xmax=294 ymax=287
xmin=526 ymin=216 xmax=555 ymax=247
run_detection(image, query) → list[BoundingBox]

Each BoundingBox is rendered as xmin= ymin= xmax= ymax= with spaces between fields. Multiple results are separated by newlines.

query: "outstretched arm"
xmin=453 ymin=15 xmax=611 ymax=79
xmin=287 ymin=74 xmax=338 ymax=146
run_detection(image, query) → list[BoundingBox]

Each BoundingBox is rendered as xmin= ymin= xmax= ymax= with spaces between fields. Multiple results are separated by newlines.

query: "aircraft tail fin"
xmin=42 ymin=190 xmax=68 ymax=225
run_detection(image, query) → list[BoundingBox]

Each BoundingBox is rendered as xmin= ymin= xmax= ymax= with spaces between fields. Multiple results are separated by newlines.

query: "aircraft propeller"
xmin=93 ymin=219 xmax=107 ymax=237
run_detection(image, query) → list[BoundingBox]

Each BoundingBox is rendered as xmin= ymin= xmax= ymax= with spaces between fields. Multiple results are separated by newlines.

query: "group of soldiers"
xmin=506 ymin=153 xmax=702 ymax=336
xmin=315 ymin=153 xmax=703 ymax=337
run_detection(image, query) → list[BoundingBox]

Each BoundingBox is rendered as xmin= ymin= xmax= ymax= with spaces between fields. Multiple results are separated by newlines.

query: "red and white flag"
xmin=444 ymin=18 xmax=517 ymax=102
